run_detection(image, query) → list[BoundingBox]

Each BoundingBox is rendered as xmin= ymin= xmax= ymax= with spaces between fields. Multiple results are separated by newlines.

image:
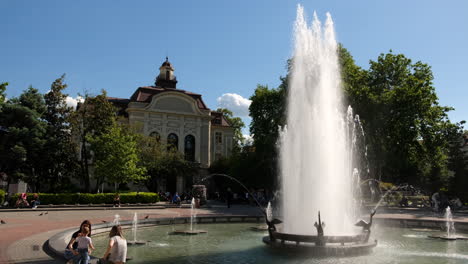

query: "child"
xmin=75 ymin=226 xmax=94 ymax=264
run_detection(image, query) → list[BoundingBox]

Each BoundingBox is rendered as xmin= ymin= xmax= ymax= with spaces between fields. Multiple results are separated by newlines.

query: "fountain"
xmin=262 ymin=5 xmax=377 ymax=255
xmin=112 ymin=214 xmax=121 ymax=226
xmin=428 ymin=206 xmax=468 ymax=240
xmin=173 ymin=198 xmax=207 ymax=235
xmin=127 ymin=212 xmax=148 ymax=245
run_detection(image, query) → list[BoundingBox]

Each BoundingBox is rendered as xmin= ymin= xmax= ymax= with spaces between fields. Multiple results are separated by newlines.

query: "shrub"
xmin=7 ymin=192 xmax=159 ymax=206
xmin=0 ymin=189 xmax=5 ymax=205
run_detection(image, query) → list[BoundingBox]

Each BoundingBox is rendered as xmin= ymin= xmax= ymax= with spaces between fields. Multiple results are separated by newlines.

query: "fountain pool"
xmin=90 ymin=223 xmax=468 ymax=264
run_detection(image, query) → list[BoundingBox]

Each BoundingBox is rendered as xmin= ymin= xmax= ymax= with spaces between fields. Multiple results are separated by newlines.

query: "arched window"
xmin=167 ymin=133 xmax=178 ymax=150
xmin=149 ymin=131 xmax=161 ymax=142
xmin=184 ymin=135 xmax=195 ymax=161
xmin=165 ymin=70 xmax=170 ymax=80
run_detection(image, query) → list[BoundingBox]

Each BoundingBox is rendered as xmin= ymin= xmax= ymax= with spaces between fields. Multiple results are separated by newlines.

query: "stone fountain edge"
xmin=46 ymin=215 xmax=264 ymax=261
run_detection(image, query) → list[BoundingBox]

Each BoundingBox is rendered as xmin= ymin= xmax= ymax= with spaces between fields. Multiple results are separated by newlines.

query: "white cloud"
xmin=243 ymin=134 xmax=253 ymax=145
xmin=66 ymin=96 xmax=84 ymax=110
xmin=216 ymin=93 xmax=251 ymax=117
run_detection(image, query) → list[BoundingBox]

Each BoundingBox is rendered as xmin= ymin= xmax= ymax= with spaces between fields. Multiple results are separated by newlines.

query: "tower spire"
xmin=155 ymin=57 xmax=177 ymax=88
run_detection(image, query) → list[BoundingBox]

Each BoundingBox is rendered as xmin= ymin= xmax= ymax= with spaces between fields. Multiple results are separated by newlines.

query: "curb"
xmin=46 ymin=215 xmax=264 ymax=262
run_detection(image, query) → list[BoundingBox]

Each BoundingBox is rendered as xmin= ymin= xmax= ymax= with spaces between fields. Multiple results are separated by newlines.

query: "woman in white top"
xmin=102 ymin=225 xmax=127 ymax=264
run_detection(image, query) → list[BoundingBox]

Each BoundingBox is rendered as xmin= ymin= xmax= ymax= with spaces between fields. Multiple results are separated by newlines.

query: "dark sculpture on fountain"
xmin=314 ymin=211 xmax=325 ymax=246
xmin=263 ymin=208 xmax=378 ymax=256
xmin=355 ymin=210 xmax=376 ymax=243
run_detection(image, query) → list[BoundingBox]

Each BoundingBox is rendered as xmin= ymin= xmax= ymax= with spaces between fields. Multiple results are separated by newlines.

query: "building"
xmin=108 ymin=58 xmax=235 ymax=193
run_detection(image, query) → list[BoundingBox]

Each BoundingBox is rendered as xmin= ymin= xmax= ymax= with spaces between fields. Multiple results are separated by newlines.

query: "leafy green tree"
xmin=138 ymin=135 xmax=196 ymax=192
xmin=215 ymin=108 xmax=245 ymax=152
xmin=247 ymin=84 xmax=286 ymax=187
xmin=447 ymin=122 xmax=468 ymax=199
xmin=0 ymin=88 xmax=47 ymax=190
xmin=345 ymin=51 xmax=453 ymax=188
xmin=70 ymin=90 xmax=116 ymax=192
xmin=88 ymin=123 xmax=146 ymax=191
xmin=0 ymin=82 xmax=7 ymax=104
xmin=42 ymin=75 xmax=79 ymax=191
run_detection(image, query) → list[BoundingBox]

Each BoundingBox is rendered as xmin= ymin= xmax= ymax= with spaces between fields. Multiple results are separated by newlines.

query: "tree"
xmin=42 ymin=75 xmax=79 ymax=191
xmin=70 ymin=90 xmax=116 ymax=192
xmin=0 ymin=82 xmax=7 ymax=105
xmin=447 ymin=121 xmax=468 ymax=199
xmin=215 ymin=108 xmax=245 ymax=152
xmin=345 ymin=51 xmax=453 ymax=188
xmin=138 ymin=135 xmax=196 ymax=192
xmin=248 ymin=83 xmax=286 ymax=187
xmin=0 ymin=87 xmax=47 ymax=190
xmin=88 ymin=123 xmax=146 ymax=191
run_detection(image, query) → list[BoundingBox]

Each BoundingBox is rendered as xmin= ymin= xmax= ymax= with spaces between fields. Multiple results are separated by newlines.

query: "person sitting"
xmin=172 ymin=192 xmax=181 ymax=205
xmin=31 ymin=193 xmax=40 ymax=209
xmin=399 ymin=196 xmax=409 ymax=207
xmin=113 ymin=193 xmax=121 ymax=208
xmin=65 ymin=220 xmax=92 ymax=264
xmin=101 ymin=225 xmax=127 ymax=264
xmin=15 ymin=193 xmax=29 ymax=208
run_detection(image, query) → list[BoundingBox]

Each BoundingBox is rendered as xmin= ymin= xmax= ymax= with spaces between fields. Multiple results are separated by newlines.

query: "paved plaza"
xmin=2 ymin=203 xmax=468 ymax=264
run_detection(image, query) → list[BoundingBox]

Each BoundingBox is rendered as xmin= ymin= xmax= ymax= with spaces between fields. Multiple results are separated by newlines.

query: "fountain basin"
xmin=263 ymin=231 xmax=377 ymax=256
xmin=428 ymin=234 xmax=468 ymax=240
xmin=172 ymin=230 xmax=207 ymax=235
xmin=127 ymin=240 xmax=150 ymax=245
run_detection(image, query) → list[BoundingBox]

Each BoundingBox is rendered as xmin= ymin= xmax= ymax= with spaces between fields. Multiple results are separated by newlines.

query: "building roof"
xmin=211 ymin=112 xmax=232 ymax=127
xmin=129 ymin=86 xmax=209 ymax=110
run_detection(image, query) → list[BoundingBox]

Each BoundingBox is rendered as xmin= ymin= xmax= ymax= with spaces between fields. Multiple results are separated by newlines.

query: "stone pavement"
xmin=1 ymin=204 xmax=468 ymax=264
xmin=0 ymin=202 xmax=262 ymax=264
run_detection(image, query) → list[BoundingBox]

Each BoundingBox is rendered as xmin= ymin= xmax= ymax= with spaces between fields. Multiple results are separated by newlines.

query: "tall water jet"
xmin=279 ymin=5 xmax=357 ymax=235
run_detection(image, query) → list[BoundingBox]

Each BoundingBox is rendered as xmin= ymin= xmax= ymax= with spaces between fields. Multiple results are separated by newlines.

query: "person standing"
xmin=226 ymin=188 xmax=233 ymax=208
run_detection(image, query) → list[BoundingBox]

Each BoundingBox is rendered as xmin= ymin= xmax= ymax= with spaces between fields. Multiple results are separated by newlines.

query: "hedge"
xmin=7 ymin=192 xmax=159 ymax=206
xmin=0 ymin=189 xmax=5 ymax=205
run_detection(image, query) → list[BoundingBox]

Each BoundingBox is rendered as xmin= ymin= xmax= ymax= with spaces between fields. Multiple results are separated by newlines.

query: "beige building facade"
xmin=108 ymin=58 xmax=235 ymax=193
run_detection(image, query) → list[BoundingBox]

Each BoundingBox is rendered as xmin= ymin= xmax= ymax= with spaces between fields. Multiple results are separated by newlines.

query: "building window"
xmin=149 ymin=131 xmax=161 ymax=142
xmin=184 ymin=135 xmax=195 ymax=162
xmin=167 ymin=133 xmax=178 ymax=150
xmin=215 ymin=132 xmax=222 ymax=144
xmin=166 ymin=70 xmax=170 ymax=80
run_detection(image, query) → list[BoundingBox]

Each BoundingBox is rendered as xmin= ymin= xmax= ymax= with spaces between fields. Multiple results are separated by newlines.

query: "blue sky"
xmin=1 ymin=0 xmax=467 ymax=136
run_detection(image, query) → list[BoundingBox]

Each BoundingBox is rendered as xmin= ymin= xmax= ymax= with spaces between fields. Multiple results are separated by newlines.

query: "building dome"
xmin=161 ymin=57 xmax=173 ymax=68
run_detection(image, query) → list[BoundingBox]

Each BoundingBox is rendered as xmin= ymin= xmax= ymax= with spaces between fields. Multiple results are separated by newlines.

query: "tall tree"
xmin=447 ymin=122 xmax=468 ymax=199
xmin=43 ymin=75 xmax=79 ymax=191
xmin=0 ymin=82 xmax=7 ymax=105
xmin=346 ymin=51 xmax=453 ymax=187
xmin=0 ymin=87 xmax=47 ymax=190
xmin=248 ymin=84 xmax=286 ymax=187
xmin=88 ymin=123 xmax=146 ymax=191
xmin=70 ymin=90 xmax=116 ymax=192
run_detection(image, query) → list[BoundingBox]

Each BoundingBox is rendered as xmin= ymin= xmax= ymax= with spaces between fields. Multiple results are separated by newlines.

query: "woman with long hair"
xmin=101 ymin=225 xmax=127 ymax=264
xmin=64 ymin=220 xmax=92 ymax=263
